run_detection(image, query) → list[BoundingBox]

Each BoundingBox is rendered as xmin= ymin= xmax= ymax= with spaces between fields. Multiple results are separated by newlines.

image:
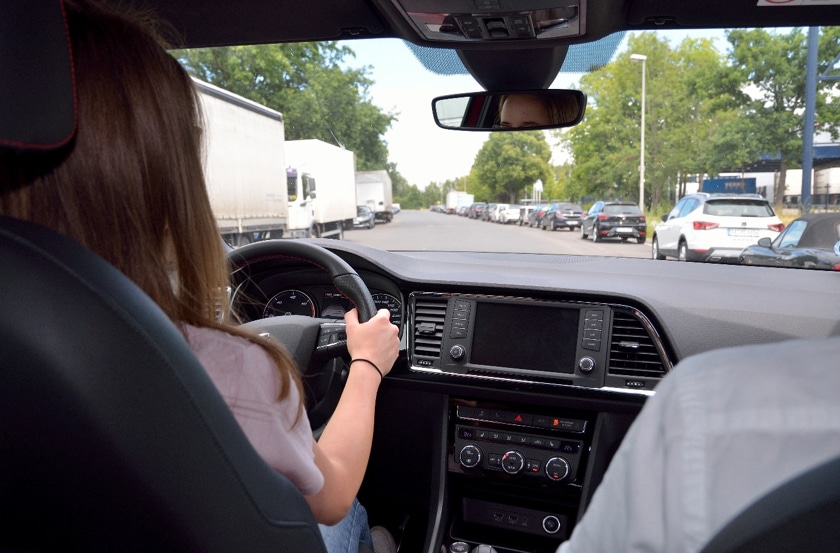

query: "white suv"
xmin=652 ymin=193 xmax=785 ymax=262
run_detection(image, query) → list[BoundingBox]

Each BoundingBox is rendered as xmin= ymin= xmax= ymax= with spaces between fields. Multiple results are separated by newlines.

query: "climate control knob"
xmin=459 ymin=444 xmax=482 ymax=468
xmin=545 ymin=456 xmax=571 ymax=482
xmin=501 ymin=450 xmax=525 ymax=475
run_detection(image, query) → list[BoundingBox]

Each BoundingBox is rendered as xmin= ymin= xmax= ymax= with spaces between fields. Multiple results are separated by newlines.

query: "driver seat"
xmin=0 ymin=1 xmax=326 ymax=551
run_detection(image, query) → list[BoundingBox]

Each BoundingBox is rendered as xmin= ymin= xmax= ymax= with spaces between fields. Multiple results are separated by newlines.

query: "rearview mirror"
xmin=432 ymin=90 xmax=586 ymax=131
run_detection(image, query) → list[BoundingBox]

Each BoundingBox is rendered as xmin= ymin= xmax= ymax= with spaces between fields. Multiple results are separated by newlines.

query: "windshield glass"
xmin=177 ymin=26 xmax=840 ymax=266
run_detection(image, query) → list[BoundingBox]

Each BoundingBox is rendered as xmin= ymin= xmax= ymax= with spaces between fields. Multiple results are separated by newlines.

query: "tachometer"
xmin=372 ymin=292 xmax=403 ymax=331
xmin=263 ymin=290 xmax=316 ymax=318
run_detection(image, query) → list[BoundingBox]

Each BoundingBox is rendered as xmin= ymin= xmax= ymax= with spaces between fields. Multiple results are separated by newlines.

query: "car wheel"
xmin=592 ymin=225 xmax=600 ymax=242
xmin=580 ymin=224 xmax=588 ymax=239
xmin=652 ymin=237 xmax=665 ymax=259
xmin=678 ymin=240 xmax=689 ymax=261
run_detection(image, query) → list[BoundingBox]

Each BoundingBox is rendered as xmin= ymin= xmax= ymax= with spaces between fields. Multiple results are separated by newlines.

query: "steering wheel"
xmin=227 ymin=240 xmax=377 ymax=430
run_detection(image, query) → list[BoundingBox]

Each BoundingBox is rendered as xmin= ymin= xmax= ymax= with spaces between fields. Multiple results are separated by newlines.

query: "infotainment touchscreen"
xmin=469 ymin=301 xmax=579 ymax=374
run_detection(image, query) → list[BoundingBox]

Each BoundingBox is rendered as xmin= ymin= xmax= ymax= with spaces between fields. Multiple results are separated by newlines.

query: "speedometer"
xmin=372 ymin=292 xmax=403 ymax=332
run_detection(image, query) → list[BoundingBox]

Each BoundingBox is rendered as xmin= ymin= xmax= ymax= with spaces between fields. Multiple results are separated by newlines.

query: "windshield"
xmin=178 ymin=26 xmax=840 ymax=267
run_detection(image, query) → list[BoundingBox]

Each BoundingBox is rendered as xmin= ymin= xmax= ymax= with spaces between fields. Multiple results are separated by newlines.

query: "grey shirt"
xmin=558 ymin=335 xmax=840 ymax=553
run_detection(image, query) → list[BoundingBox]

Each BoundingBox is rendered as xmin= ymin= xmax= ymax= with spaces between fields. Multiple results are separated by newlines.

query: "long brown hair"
xmin=0 ymin=0 xmax=303 ymax=417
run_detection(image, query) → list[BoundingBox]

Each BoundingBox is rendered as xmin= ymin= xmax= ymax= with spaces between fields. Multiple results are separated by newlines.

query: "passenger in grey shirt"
xmin=557 ymin=336 xmax=840 ymax=553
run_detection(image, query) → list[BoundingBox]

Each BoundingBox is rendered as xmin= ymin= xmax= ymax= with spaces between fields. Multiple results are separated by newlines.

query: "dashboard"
xmin=228 ymin=239 xmax=840 ymax=553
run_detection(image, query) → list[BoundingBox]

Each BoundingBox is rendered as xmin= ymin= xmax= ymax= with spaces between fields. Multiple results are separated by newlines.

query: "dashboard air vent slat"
xmin=608 ymin=311 xmax=667 ymax=379
xmin=412 ymin=296 xmax=447 ymax=359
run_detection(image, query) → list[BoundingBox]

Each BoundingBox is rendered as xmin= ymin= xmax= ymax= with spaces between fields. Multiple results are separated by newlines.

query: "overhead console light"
xmin=391 ymin=0 xmax=585 ymax=43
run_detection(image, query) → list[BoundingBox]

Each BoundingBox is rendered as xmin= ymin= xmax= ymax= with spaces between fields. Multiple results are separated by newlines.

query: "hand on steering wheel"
xmin=227 ymin=240 xmax=380 ymax=429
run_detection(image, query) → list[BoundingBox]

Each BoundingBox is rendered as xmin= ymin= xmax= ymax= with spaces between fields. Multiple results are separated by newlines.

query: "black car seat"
xmin=0 ymin=2 xmax=326 ymax=551
xmin=699 ymin=454 xmax=840 ymax=553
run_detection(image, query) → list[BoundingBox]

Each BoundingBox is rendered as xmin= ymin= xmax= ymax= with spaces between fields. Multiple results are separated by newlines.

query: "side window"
xmin=678 ymin=198 xmax=698 ymax=218
xmin=775 ymin=220 xmax=807 ymax=249
xmin=668 ymin=198 xmax=687 ymax=220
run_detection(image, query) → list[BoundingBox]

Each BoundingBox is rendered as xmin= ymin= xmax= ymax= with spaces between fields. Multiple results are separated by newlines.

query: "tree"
xmin=724 ymin=27 xmax=840 ymax=207
xmin=565 ymin=33 xmax=728 ymax=209
xmin=472 ymin=132 xmax=552 ymax=203
xmin=175 ymin=44 xmax=395 ymax=170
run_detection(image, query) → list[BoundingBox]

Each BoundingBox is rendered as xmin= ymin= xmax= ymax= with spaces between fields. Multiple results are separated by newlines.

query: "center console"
xmin=444 ymin=399 xmax=594 ymax=552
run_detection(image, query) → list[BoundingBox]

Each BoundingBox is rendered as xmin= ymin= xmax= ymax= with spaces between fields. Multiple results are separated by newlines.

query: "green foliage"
xmin=724 ymin=27 xmax=840 ymax=204
xmin=175 ymin=43 xmax=395 ymax=170
xmin=562 ymin=29 xmax=840 ymax=209
xmin=471 ymin=132 xmax=552 ymax=203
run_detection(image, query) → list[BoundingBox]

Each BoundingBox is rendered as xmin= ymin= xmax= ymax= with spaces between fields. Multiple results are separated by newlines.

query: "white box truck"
xmin=285 ymin=139 xmax=357 ymax=239
xmin=445 ymin=191 xmax=474 ymax=214
xmin=355 ymin=170 xmax=394 ymax=223
xmin=195 ymin=78 xmax=288 ymax=246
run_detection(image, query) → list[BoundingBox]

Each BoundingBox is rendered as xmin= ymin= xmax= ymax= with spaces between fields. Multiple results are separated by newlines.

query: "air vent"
xmin=608 ymin=311 xmax=667 ymax=379
xmin=412 ymin=295 xmax=447 ymax=359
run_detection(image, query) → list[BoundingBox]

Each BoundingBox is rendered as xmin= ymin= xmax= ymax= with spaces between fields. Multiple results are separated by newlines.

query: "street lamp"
xmin=630 ymin=53 xmax=646 ymax=210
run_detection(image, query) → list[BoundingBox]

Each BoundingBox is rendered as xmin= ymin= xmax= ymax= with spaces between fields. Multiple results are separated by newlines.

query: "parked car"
xmin=738 ymin=212 xmax=840 ymax=271
xmin=482 ymin=203 xmax=497 ymax=221
xmin=468 ymin=202 xmax=486 ymax=219
xmin=652 ymin=193 xmax=784 ymax=262
xmin=541 ymin=202 xmax=586 ymax=231
xmin=580 ymin=201 xmax=647 ymax=243
xmin=497 ymin=204 xmax=521 ymax=224
xmin=527 ymin=204 xmax=548 ymax=227
xmin=352 ymin=205 xmax=376 ymax=229
xmin=518 ymin=204 xmax=534 ymax=226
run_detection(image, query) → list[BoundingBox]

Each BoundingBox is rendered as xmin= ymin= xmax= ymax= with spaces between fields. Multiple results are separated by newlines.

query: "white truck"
xmin=196 ymin=78 xmax=288 ymax=246
xmin=445 ymin=191 xmax=474 ymax=214
xmin=285 ymin=139 xmax=357 ymax=239
xmin=196 ymin=79 xmax=356 ymax=243
xmin=355 ymin=170 xmax=394 ymax=223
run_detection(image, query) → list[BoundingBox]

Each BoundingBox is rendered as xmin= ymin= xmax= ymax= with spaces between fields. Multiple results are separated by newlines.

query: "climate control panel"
xmin=452 ymin=405 xmax=586 ymax=484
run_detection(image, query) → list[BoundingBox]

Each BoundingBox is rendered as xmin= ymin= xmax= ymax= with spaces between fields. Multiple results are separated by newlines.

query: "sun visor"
xmin=0 ymin=0 xmax=77 ymax=151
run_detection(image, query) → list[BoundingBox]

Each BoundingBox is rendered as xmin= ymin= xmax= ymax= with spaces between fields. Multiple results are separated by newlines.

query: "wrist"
xmin=349 ymin=358 xmax=384 ymax=382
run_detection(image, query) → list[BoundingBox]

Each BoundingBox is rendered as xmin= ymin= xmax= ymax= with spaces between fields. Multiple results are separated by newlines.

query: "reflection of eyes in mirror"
xmin=497 ymin=93 xmax=578 ymax=128
xmin=432 ymin=89 xmax=586 ymax=131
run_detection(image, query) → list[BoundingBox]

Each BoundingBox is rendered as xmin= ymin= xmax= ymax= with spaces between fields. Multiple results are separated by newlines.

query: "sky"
xmin=340 ymin=29 xmax=728 ymax=189
xmin=341 ymin=37 xmax=585 ymax=188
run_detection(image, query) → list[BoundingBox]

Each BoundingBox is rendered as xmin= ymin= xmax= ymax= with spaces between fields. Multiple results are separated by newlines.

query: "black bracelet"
xmin=349 ymin=358 xmax=384 ymax=381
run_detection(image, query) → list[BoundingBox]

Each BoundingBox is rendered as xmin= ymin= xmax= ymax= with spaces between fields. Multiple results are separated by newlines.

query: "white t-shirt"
xmin=558 ymin=335 xmax=840 ymax=553
xmin=183 ymin=324 xmax=325 ymax=496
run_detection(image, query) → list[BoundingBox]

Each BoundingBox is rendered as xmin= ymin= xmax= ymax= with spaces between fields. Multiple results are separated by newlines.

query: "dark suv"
xmin=541 ymin=202 xmax=586 ymax=231
xmin=580 ymin=201 xmax=647 ymax=244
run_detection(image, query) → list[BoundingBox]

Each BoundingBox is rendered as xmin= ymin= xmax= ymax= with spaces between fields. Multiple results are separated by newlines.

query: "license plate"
xmin=728 ymin=228 xmax=758 ymax=237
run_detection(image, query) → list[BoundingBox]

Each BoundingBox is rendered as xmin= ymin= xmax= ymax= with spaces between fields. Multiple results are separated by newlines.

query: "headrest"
xmin=0 ymin=0 xmax=77 ymax=152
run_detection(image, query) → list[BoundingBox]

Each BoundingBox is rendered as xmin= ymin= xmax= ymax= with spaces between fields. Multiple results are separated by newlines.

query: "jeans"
xmin=318 ymin=498 xmax=374 ymax=553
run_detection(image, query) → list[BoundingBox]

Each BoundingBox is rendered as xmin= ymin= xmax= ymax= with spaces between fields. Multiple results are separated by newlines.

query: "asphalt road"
xmin=344 ymin=209 xmax=652 ymax=258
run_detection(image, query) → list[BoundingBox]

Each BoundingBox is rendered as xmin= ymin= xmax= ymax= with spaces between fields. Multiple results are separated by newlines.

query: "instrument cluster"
xmin=232 ymin=268 xmax=404 ymax=336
